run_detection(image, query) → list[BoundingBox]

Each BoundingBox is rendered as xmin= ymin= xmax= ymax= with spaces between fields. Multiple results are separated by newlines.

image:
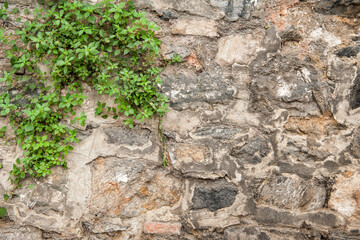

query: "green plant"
xmin=0 ymin=0 xmax=171 ymax=217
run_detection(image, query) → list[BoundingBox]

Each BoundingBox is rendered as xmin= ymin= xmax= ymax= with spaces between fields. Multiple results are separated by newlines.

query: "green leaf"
xmin=88 ymin=15 xmax=96 ymax=24
xmin=24 ymin=123 xmax=34 ymax=132
xmin=4 ymin=1 xmax=8 ymax=9
xmin=28 ymin=184 xmax=33 ymax=190
xmin=0 ymin=207 xmax=6 ymax=218
xmin=3 ymin=194 xmax=9 ymax=201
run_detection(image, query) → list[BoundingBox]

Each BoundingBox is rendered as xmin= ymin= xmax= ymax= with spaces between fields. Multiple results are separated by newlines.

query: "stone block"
xmin=215 ymin=34 xmax=261 ymax=66
xmin=258 ymin=175 xmax=326 ymax=211
xmin=171 ymin=18 xmax=218 ymax=37
xmin=329 ymin=171 xmax=360 ymax=218
xmin=191 ymin=180 xmax=238 ymax=212
xmin=143 ymin=222 xmax=181 ymax=235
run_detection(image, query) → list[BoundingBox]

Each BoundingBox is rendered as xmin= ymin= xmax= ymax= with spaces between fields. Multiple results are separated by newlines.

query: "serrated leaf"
xmin=3 ymin=194 xmax=9 ymax=201
xmin=0 ymin=207 xmax=6 ymax=218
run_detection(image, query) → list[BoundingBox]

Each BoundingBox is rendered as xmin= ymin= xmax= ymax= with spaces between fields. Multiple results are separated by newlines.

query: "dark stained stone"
xmin=192 ymin=187 xmax=238 ymax=212
xmin=350 ymin=127 xmax=360 ymax=157
xmin=280 ymin=29 xmax=303 ymax=42
xmin=336 ymin=46 xmax=360 ymax=58
xmin=350 ymin=72 xmax=360 ymax=110
xmin=254 ymin=207 xmax=343 ymax=228
xmin=230 ymin=136 xmax=271 ymax=164
xmin=314 ymin=0 xmax=360 ymax=17
xmin=277 ymin=162 xmax=315 ymax=179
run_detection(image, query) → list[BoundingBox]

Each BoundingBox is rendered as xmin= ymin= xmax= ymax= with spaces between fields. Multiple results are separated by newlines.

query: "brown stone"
xmin=143 ymin=222 xmax=181 ymax=235
xmin=186 ymin=51 xmax=202 ymax=71
xmin=284 ymin=113 xmax=339 ymax=137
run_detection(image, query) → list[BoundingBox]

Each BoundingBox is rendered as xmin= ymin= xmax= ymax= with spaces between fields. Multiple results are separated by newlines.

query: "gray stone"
xmin=230 ymin=136 xmax=271 ymax=164
xmin=277 ymin=162 xmax=315 ymax=179
xmin=258 ymin=175 xmax=326 ymax=211
xmin=350 ymin=127 xmax=360 ymax=158
xmin=350 ymin=70 xmax=360 ymax=110
xmin=254 ymin=207 xmax=344 ymax=228
xmin=191 ymin=126 xmax=240 ymax=140
xmin=224 ymin=226 xmax=312 ymax=240
xmin=161 ymin=69 xmax=235 ymax=110
xmin=210 ymin=0 xmax=258 ymax=21
xmin=133 ymin=0 xmax=224 ymax=20
xmin=0 ymin=223 xmax=43 ymax=240
xmin=192 ymin=184 xmax=238 ymax=212
xmin=262 ymin=27 xmax=281 ymax=53
xmin=314 ymin=0 xmax=360 ymax=17
xmin=103 ymin=127 xmax=151 ymax=146
xmin=91 ymin=223 xmax=128 ymax=234
xmin=336 ymin=46 xmax=360 ymax=58
xmin=249 ymin=55 xmax=321 ymax=115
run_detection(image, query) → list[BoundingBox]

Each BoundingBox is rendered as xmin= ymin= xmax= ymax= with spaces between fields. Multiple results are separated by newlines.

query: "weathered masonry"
xmin=1 ymin=0 xmax=360 ymax=239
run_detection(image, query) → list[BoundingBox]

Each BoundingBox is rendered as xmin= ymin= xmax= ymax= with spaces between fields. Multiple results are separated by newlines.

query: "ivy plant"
xmin=0 ymin=0 xmax=173 ymax=217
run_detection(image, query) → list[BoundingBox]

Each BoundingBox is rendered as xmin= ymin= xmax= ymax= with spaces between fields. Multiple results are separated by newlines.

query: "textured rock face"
xmin=1 ymin=0 xmax=360 ymax=239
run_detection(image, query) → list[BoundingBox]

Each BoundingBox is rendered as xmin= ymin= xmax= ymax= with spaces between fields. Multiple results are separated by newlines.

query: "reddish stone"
xmin=144 ymin=222 xmax=181 ymax=235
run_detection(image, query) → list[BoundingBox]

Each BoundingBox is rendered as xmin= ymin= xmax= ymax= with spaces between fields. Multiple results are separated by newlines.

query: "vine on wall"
xmin=0 ymin=0 xmax=177 ymax=218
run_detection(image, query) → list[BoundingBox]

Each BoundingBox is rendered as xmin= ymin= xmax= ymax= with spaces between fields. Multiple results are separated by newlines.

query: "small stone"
xmin=171 ymin=18 xmax=218 ymax=37
xmin=143 ymin=222 xmax=181 ymax=235
xmin=336 ymin=46 xmax=360 ymax=58
xmin=215 ymin=34 xmax=261 ymax=66
xmin=185 ymin=51 xmax=203 ymax=71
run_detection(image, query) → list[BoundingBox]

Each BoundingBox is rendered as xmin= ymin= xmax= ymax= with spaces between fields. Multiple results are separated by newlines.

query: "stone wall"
xmin=1 ymin=0 xmax=360 ymax=239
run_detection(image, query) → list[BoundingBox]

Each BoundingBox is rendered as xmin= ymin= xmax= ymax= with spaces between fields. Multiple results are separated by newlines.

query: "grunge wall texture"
xmin=1 ymin=0 xmax=360 ymax=239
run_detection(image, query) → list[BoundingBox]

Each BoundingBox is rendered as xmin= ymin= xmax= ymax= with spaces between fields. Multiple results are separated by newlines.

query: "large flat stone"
xmin=215 ymin=34 xmax=261 ymax=66
xmin=329 ymin=171 xmax=360 ymax=218
xmin=258 ymin=175 xmax=326 ymax=211
xmin=171 ymin=18 xmax=218 ymax=37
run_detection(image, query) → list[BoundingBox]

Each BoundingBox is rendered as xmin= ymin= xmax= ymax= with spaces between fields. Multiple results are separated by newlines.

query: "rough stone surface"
xmin=171 ymin=18 xmax=218 ymax=37
xmin=192 ymin=186 xmax=238 ymax=212
xmin=143 ymin=222 xmax=181 ymax=235
xmin=1 ymin=0 xmax=360 ymax=239
xmin=258 ymin=175 xmax=326 ymax=211
xmin=329 ymin=171 xmax=360 ymax=218
xmin=215 ymin=34 xmax=261 ymax=66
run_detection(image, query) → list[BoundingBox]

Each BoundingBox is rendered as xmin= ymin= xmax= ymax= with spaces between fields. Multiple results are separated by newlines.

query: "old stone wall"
xmin=1 ymin=0 xmax=360 ymax=239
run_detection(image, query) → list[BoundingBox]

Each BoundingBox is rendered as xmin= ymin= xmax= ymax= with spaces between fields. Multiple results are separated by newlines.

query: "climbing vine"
xmin=0 ymin=0 xmax=176 ymax=217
